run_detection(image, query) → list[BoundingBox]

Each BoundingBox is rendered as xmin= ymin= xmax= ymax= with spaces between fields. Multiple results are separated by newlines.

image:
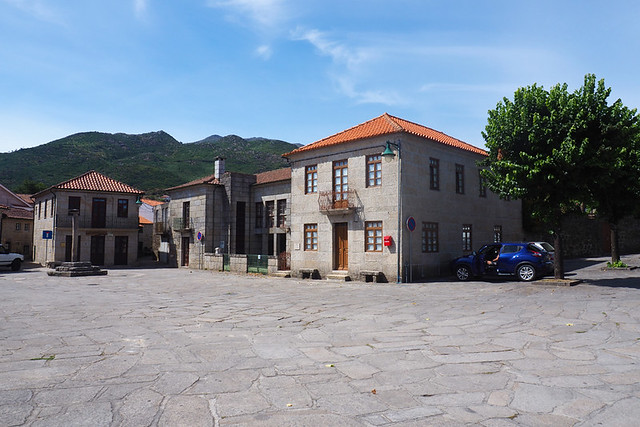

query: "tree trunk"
xmin=553 ymin=232 xmax=564 ymax=279
xmin=610 ymin=222 xmax=620 ymax=263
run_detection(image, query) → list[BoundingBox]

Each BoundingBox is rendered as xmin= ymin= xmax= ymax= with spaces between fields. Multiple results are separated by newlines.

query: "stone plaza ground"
xmin=1 ymin=256 xmax=640 ymax=426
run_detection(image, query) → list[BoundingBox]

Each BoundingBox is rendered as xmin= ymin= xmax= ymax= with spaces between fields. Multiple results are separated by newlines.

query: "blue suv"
xmin=452 ymin=242 xmax=553 ymax=282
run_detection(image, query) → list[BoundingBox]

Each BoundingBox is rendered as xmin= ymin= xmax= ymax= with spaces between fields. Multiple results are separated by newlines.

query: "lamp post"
xmin=381 ymin=140 xmax=402 ymax=283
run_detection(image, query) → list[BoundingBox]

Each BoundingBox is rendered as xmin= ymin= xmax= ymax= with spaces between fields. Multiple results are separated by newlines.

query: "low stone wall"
xmin=526 ymin=214 xmax=640 ymax=258
xmin=201 ymin=253 xmax=279 ymax=274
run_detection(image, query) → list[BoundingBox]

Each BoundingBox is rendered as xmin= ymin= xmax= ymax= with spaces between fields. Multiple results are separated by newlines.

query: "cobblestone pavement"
xmin=1 ymin=255 xmax=640 ymax=426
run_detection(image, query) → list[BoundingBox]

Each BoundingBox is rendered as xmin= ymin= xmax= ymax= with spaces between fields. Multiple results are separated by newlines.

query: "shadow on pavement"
xmin=579 ymin=277 xmax=640 ymax=289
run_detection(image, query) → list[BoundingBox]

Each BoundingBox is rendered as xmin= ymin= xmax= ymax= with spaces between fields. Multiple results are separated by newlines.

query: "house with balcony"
xmin=283 ymin=113 xmax=523 ymax=282
xmin=155 ymin=158 xmax=292 ymax=272
xmin=31 ymin=171 xmax=143 ymax=267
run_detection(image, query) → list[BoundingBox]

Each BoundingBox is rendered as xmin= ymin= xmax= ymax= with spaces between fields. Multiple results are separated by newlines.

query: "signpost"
xmin=406 ymin=217 xmax=415 ymax=282
xmin=43 ymin=230 xmax=52 ymax=265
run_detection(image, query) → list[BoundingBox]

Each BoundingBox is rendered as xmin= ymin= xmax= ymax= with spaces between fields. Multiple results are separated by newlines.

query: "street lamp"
xmin=381 ymin=140 xmax=402 ymax=283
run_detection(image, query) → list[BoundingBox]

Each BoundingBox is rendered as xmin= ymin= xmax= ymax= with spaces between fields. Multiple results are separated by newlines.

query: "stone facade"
xmin=0 ymin=184 xmax=33 ymax=260
xmin=284 ymin=115 xmax=523 ymax=282
xmin=31 ymin=172 xmax=142 ymax=267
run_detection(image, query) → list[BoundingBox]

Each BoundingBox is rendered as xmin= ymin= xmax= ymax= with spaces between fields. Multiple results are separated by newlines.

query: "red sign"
xmin=383 ymin=235 xmax=392 ymax=246
xmin=406 ymin=216 xmax=416 ymax=232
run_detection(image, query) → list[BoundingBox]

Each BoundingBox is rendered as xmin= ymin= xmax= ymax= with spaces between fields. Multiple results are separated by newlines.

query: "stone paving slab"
xmin=1 ymin=254 xmax=640 ymax=426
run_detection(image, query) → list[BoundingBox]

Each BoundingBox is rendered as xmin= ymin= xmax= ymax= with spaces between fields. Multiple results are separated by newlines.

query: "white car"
xmin=530 ymin=242 xmax=555 ymax=263
xmin=0 ymin=244 xmax=24 ymax=271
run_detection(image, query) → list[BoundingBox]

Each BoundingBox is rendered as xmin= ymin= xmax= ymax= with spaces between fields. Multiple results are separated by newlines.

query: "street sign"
xmin=406 ymin=216 xmax=416 ymax=232
xmin=42 ymin=230 xmax=53 ymax=239
xmin=197 ymin=231 xmax=203 ymax=241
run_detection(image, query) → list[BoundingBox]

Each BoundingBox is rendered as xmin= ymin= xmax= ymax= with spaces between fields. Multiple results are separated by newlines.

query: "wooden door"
xmin=92 ymin=198 xmax=106 ymax=228
xmin=181 ymin=236 xmax=190 ymax=266
xmin=334 ymin=223 xmax=348 ymax=270
xmin=114 ymin=236 xmax=128 ymax=265
xmin=90 ymin=235 xmax=105 ymax=265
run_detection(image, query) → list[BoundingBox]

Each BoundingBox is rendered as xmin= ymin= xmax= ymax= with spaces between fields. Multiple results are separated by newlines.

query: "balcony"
xmin=318 ymin=190 xmax=357 ymax=214
xmin=55 ymin=215 xmax=138 ymax=230
xmin=154 ymin=222 xmax=170 ymax=234
xmin=173 ymin=217 xmax=192 ymax=231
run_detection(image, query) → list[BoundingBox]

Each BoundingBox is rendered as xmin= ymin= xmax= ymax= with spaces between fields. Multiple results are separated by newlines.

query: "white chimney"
xmin=214 ymin=157 xmax=225 ymax=179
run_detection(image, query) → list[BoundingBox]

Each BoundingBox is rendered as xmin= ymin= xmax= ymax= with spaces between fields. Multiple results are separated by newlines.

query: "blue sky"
xmin=1 ymin=0 xmax=639 ymax=153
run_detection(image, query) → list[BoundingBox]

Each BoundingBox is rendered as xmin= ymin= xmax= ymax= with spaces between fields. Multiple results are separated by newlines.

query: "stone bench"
xmin=360 ymin=270 xmax=384 ymax=283
xmin=299 ymin=268 xmax=320 ymax=279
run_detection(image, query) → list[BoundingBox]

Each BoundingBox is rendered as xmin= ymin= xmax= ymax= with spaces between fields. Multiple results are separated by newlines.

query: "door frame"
xmin=333 ymin=222 xmax=348 ymax=270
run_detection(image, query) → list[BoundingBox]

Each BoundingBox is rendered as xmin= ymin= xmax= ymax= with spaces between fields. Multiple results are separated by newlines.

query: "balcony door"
xmin=333 ymin=222 xmax=348 ymax=270
xmin=333 ymin=160 xmax=348 ymax=208
xmin=92 ymin=198 xmax=106 ymax=228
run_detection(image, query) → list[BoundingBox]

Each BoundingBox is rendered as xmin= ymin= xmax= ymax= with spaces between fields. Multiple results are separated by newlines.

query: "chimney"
xmin=214 ymin=157 xmax=225 ymax=179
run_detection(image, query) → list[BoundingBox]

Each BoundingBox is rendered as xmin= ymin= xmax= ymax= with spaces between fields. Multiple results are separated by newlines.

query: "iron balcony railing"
xmin=318 ymin=189 xmax=356 ymax=212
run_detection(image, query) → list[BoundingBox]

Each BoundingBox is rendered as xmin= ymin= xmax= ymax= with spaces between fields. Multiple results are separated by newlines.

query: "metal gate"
xmin=246 ymin=254 xmax=268 ymax=274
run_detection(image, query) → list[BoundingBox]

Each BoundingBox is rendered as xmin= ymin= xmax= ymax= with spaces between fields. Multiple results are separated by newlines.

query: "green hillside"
xmin=0 ymin=131 xmax=299 ymax=194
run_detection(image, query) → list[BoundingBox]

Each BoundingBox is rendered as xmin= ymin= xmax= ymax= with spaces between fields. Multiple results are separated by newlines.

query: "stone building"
xmin=0 ymin=183 xmax=34 ymax=259
xmin=283 ymin=113 xmax=523 ymax=282
xmin=32 ymin=171 xmax=143 ymax=267
xmin=154 ymin=159 xmax=292 ymax=272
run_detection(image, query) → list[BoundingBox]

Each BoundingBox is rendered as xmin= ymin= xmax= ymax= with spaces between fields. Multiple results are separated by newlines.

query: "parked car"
xmin=530 ymin=241 xmax=555 ymax=263
xmin=452 ymin=242 xmax=553 ymax=282
xmin=0 ymin=244 xmax=24 ymax=271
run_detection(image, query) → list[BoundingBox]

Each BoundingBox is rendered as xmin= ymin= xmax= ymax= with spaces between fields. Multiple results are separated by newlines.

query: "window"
xmin=494 ymin=225 xmax=503 ymax=243
xmin=365 ymin=221 xmax=383 ymax=252
xmin=265 ymin=201 xmax=275 ymax=228
xmin=51 ymin=198 xmax=55 ymax=216
xmin=304 ymin=224 xmax=318 ymax=251
xmin=117 ymin=199 xmax=129 ymax=218
xmin=277 ymin=199 xmax=287 ymax=227
xmin=255 ymin=202 xmax=264 ymax=228
xmin=44 ymin=199 xmax=48 ymax=219
xmin=462 ymin=224 xmax=472 ymax=251
xmin=429 ymin=158 xmax=440 ymax=190
xmin=68 ymin=196 xmax=81 ymax=215
xmin=455 ymin=164 xmax=465 ymax=194
xmin=479 ymin=170 xmax=487 ymax=197
xmin=501 ymin=244 xmax=522 ymax=254
xmin=38 ymin=202 xmax=41 ymax=220
xmin=15 ymin=223 xmax=21 ymax=231
xmin=422 ymin=222 xmax=439 ymax=253
xmin=366 ymin=154 xmax=382 ymax=187
xmin=182 ymin=201 xmax=190 ymax=229
xmin=305 ymin=165 xmax=318 ymax=194
xmin=333 ymin=160 xmax=348 ymax=207
xmin=24 ymin=223 xmax=30 ymax=231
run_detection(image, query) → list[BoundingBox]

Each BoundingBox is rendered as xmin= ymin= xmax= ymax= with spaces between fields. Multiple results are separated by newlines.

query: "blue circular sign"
xmin=406 ymin=216 xmax=416 ymax=232
xmin=197 ymin=231 xmax=203 ymax=241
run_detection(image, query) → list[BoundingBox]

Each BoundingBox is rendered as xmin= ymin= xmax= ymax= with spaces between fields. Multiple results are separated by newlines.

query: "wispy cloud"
xmin=254 ymin=44 xmax=272 ymax=60
xmin=2 ymin=0 xmax=62 ymax=24
xmin=133 ymin=0 xmax=148 ymax=20
xmin=291 ymin=27 xmax=372 ymax=70
xmin=206 ymin=0 xmax=288 ymax=30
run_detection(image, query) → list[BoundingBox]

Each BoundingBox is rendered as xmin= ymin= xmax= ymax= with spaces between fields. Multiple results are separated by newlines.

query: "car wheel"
xmin=516 ymin=264 xmax=536 ymax=281
xmin=455 ymin=265 xmax=471 ymax=281
xmin=11 ymin=259 xmax=21 ymax=271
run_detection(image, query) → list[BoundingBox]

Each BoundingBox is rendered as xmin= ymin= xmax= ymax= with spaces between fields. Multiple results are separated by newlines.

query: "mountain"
xmin=0 ymin=131 xmax=301 ymax=194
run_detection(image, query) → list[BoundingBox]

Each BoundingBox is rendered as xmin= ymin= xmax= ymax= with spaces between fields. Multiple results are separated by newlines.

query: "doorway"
xmin=90 ymin=235 xmax=105 ymax=265
xmin=333 ymin=222 xmax=348 ymax=270
xmin=181 ymin=236 xmax=190 ymax=266
xmin=114 ymin=236 xmax=128 ymax=265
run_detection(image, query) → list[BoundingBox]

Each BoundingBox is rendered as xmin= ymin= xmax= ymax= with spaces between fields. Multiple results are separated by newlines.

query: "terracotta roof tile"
xmin=284 ymin=113 xmax=487 ymax=157
xmin=3 ymin=206 xmax=33 ymax=220
xmin=141 ymin=198 xmax=164 ymax=206
xmin=139 ymin=216 xmax=152 ymax=225
xmin=166 ymin=174 xmax=221 ymax=191
xmin=16 ymin=194 xmax=34 ymax=206
xmin=43 ymin=170 xmax=142 ymax=195
xmin=254 ymin=168 xmax=291 ymax=185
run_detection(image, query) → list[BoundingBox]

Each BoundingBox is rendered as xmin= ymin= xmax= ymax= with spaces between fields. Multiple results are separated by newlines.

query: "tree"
xmin=482 ymin=74 xmax=640 ymax=277
xmin=574 ymin=75 xmax=640 ymax=263
xmin=481 ymin=82 xmax=582 ymax=279
xmin=14 ymin=178 xmax=47 ymax=195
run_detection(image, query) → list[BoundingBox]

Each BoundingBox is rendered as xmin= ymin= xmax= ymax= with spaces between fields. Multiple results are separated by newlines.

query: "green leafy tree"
xmin=482 ymin=74 xmax=640 ymax=277
xmin=14 ymin=179 xmax=47 ymax=194
xmin=574 ymin=75 xmax=640 ymax=263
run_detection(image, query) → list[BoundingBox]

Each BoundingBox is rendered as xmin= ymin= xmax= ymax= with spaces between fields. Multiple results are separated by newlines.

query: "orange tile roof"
xmin=4 ymin=206 xmax=33 ymax=220
xmin=284 ymin=113 xmax=487 ymax=157
xmin=41 ymin=170 xmax=142 ymax=195
xmin=254 ymin=167 xmax=291 ymax=185
xmin=141 ymin=198 xmax=164 ymax=206
xmin=166 ymin=174 xmax=221 ymax=191
xmin=139 ymin=216 xmax=152 ymax=225
xmin=16 ymin=194 xmax=34 ymax=206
